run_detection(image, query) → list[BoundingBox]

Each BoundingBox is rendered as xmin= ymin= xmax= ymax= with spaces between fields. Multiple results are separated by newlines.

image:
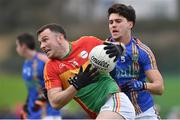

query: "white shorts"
xmin=100 ymin=92 xmax=135 ymax=120
xmin=42 ymin=116 xmax=62 ymax=120
xmin=135 ymin=106 xmax=160 ymax=120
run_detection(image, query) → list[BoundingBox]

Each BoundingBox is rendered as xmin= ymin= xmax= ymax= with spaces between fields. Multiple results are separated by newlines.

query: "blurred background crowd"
xmin=0 ymin=0 xmax=179 ymax=119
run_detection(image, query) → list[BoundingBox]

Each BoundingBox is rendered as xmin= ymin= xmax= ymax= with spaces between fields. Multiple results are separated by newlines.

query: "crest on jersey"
xmin=132 ymin=54 xmax=138 ymax=62
xmin=80 ymin=50 xmax=88 ymax=59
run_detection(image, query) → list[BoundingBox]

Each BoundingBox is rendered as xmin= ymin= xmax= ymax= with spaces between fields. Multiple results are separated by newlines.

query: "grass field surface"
xmin=0 ymin=74 xmax=179 ymax=118
xmin=154 ymin=75 xmax=180 ymax=118
xmin=0 ymin=74 xmax=27 ymax=109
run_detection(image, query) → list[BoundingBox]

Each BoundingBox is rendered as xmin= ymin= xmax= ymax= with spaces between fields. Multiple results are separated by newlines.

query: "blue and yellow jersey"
xmin=22 ymin=53 xmax=60 ymax=119
xmin=110 ymin=38 xmax=157 ymax=114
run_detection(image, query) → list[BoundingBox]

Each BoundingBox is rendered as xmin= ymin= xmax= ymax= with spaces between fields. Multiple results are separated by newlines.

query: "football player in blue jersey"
xmin=104 ymin=3 xmax=164 ymax=119
xmin=16 ymin=33 xmax=61 ymax=120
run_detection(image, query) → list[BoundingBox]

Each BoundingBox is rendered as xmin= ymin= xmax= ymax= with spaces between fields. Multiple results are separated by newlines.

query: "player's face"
xmin=109 ymin=13 xmax=132 ymax=41
xmin=38 ymin=29 xmax=65 ymax=59
xmin=16 ymin=40 xmax=24 ymax=57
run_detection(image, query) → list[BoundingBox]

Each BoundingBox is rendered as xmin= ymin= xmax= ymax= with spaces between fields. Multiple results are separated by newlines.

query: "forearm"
xmin=48 ymin=86 xmax=77 ymax=109
xmin=145 ymin=69 xmax=164 ymax=95
xmin=46 ymin=64 xmax=98 ymax=109
xmin=146 ymin=82 xmax=164 ymax=95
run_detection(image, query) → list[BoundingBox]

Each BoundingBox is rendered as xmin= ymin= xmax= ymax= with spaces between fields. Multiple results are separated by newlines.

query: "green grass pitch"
xmin=0 ymin=74 xmax=179 ymax=118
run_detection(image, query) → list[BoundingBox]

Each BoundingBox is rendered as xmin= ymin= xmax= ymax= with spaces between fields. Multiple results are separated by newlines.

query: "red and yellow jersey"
xmin=44 ymin=36 xmax=119 ymax=118
xmin=44 ymin=36 xmax=103 ymax=90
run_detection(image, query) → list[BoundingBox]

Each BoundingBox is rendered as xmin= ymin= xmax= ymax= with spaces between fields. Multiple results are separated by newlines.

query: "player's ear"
xmin=59 ymin=34 xmax=65 ymax=40
xmin=56 ymin=34 xmax=62 ymax=43
xmin=128 ymin=21 xmax=133 ymax=29
xmin=22 ymin=43 xmax=27 ymax=49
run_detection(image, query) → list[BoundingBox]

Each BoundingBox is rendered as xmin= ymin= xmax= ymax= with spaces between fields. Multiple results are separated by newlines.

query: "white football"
xmin=89 ymin=45 xmax=116 ymax=72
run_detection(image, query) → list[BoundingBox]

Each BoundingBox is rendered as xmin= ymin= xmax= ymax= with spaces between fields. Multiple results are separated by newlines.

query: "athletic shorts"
xmin=135 ymin=106 xmax=160 ymax=120
xmin=100 ymin=92 xmax=135 ymax=120
xmin=42 ymin=116 xmax=62 ymax=120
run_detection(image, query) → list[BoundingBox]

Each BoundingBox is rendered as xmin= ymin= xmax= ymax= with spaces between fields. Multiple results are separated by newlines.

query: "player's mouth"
xmin=112 ymin=30 xmax=119 ymax=35
xmin=112 ymin=30 xmax=119 ymax=33
xmin=44 ymin=49 xmax=51 ymax=55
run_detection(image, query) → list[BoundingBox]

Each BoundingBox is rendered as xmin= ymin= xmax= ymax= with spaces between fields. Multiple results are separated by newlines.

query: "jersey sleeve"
xmin=44 ymin=61 xmax=62 ymax=90
xmin=139 ymin=46 xmax=157 ymax=71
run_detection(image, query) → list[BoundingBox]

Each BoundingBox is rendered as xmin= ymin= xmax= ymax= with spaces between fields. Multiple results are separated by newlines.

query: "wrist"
xmin=68 ymin=78 xmax=80 ymax=90
xmin=143 ymin=82 xmax=147 ymax=90
xmin=69 ymin=85 xmax=78 ymax=92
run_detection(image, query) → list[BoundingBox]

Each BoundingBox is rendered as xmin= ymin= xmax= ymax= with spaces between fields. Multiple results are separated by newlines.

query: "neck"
xmin=115 ymin=32 xmax=131 ymax=45
xmin=24 ymin=50 xmax=36 ymax=60
xmin=58 ymin=40 xmax=71 ymax=59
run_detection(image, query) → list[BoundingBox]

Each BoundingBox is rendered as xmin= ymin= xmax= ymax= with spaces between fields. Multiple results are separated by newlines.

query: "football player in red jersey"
xmin=37 ymin=23 xmax=135 ymax=119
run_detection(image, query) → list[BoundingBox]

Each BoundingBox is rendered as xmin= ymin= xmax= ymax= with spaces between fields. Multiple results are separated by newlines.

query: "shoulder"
xmin=79 ymin=36 xmax=102 ymax=41
xmin=44 ymin=59 xmax=59 ymax=72
xmin=71 ymin=36 xmax=103 ymax=50
xmin=134 ymin=38 xmax=154 ymax=57
xmin=76 ymin=36 xmax=103 ymax=45
xmin=134 ymin=38 xmax=157 ymax=68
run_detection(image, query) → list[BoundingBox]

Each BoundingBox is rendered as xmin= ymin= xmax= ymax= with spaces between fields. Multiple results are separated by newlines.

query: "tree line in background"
xmin=0 ymin=0 xmax=179 ymax=74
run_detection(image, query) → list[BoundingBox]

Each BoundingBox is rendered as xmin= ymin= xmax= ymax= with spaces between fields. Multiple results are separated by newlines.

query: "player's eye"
xmin=109 ymin=20 xmax=113 ymax=24
xmin=115 ymin=19 xmax=122 ymax=23
xmin=41 ymin=37 xmax=48 ymax=42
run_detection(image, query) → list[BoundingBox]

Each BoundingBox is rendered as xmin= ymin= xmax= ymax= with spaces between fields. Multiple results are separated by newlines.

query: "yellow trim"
xmin=59 ymin=61 xmax=90 ymax=89
xmin=137 ymin=42 xmax=157 ymax=69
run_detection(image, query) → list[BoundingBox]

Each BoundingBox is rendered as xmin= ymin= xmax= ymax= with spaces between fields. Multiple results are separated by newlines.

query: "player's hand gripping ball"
xmin=89 ymin=45 xmax=116 ymax=72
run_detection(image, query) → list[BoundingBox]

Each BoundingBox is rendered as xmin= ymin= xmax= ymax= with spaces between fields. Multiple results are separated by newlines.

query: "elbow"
xmin=157 ymin=85 xmax=164 ymax=95
xmin=49 ymin=100 xmax=63 ymax=110
xmin=156 ymin=91 xmax=163 ymax=95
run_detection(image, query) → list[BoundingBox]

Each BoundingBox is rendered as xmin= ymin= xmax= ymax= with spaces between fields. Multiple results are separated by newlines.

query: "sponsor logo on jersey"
xmin=59 ymin=63 xmax=66 ymax=69
xmin=23 ymin=67 xmax=31 ymax=77
xmin=68 ymin=58 xmax=79 ymax=68
xmin=116 ymin=65 xmax=139 ymax=78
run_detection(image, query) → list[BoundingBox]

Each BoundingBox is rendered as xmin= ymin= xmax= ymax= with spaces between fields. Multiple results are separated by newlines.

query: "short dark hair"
xmin=17 ymin=33 xmax=35 ymax=50
xmin=108 ymin=3 xmax=136 ymax=27
xmin=37 ymin=23 xmax=67 ymax=39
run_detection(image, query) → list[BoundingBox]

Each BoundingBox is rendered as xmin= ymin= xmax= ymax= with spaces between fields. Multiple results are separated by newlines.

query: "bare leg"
xmin=96 ymin=110 xmax=125 ymax=120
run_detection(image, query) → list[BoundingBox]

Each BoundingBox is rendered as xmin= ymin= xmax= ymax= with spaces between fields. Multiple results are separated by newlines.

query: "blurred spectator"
xmin=16 ymin=33 xmax=61 ymax=119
